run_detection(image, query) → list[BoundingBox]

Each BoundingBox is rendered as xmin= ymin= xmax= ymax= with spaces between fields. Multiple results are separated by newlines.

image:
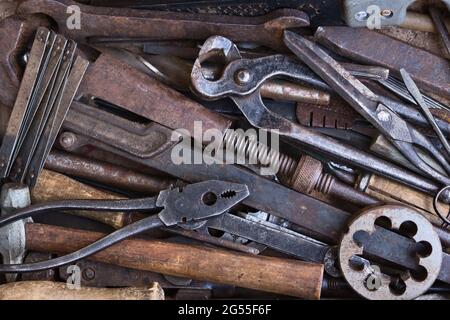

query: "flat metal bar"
xmin=13 ymin=32 xmax=57 ymax=163
xmin=378 ymin=77 xmax=449 ymax=112
xmin=10 ymin=35 xmax=68 ymax=182
xmin=26 ymin=51 xmax=89 ymax=187
xmin=206 ymin=213 xmax=330 ymax=263
xmin=0 ymin=28 xmax=50 ymax=179
xmin=429 ymin=7 xmax=450 ymax=58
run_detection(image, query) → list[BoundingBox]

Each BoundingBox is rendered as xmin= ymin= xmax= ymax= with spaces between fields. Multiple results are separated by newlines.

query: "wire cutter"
xmin=0 ymin=180 xmax=249 ymax=272
xmin=282 ymin=30 xmax=450 ymax=187
xmin=190 ymin=34 xmax=450 ymax=191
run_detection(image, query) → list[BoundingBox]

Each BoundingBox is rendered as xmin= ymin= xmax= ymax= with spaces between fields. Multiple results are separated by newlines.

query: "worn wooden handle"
xmin=32 ymin=169 xmax=130 ymax=229
xmin=26 ymin=223 xmax=324 ymax=299
xmin=0 ymin=281 xmax=164 ymax=300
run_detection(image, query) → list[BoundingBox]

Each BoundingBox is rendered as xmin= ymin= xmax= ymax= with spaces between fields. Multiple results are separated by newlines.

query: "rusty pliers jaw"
xmin=156 ymin=180 xmax=249 ymax=228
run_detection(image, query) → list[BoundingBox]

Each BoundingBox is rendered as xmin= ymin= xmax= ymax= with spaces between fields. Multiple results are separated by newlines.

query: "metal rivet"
xmin=355 ymin=11 xmax=369 ymax=21
xmin=82 ymin=267 xmax=96 ymax=280
xmin=234 ymin=69 xmax=252 ymax=85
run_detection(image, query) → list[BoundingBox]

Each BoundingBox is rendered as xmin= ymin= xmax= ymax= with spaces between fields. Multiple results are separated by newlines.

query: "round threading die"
xmin=339 ymin=205 xmax=442 ymax=300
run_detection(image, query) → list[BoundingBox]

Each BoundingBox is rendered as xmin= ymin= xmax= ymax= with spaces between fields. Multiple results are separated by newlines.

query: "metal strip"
xmin=13 ymin=32 xmax=57 ymax=162
xmin=26 ymin=52 xmax=89 ymax=187
xmin=10 ymin=35 xmax=68 ymax=182
xmin=206 ymin=213 xmax=330 ymax=263
xmin=0 ymin=27 xmax=50 ymax=178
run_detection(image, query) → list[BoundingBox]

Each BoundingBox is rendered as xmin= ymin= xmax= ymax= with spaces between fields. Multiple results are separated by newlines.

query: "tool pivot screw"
xmin=82 ymin=267 xmax=95 ymax=281
xmin=234 ymin=69 xmax=252 ymax=85
xmin=59 ymin=132 xmax=77 ymax=149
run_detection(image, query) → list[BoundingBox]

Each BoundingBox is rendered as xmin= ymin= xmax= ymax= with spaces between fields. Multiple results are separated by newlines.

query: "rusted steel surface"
xmin=0 ymin=0 xmax=18 ymax=20
xmin=62 ymin=103 xmax=350 ymax=243
xmin=296 ymin=96 xmax=362 ymax=129
xmin=0 ymin=18 xmax=29 ymax=108
xmin=17 ymin=0 xmax=310 ymax=51
xmin=26 ymin=223 xmax=324 ymax=299
xmin=45 ymin=150 xmax=175 ymax=194
xmin=78 ymin=53 xmax=231 ymax=139
xmin=315 ymin=26 xmax=450 ymax=99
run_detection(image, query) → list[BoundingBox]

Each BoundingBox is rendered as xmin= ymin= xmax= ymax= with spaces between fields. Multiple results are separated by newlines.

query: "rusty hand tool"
xmin=24 ymin=223 xmax=324 ymax=299
xmin=0 ymin=26 xmax=89 ymax=187
xmin=0 ymin=281 xmax=164 ymax=300
xmin=136 ymin=52 xmax=332 ymax=106
xmin=315 ymin=26 xmax=450 ymax=99
xmin=0 ymin=180 xmax=248 ymax=272
xmin=370 ymin=135 xmax=446 ymax=177
xmin=400 ymin=68 xmax=450 ymax=161
xmin=32 ymin=169 xmax=264 ymax=255
xmin=65 ymin=100 xmax=379 ymax=210
xmin=59 ymin=102 xmax=450 ymax=285
xmin=429 ymin=7 xmax=450 ymax=58
xmin=77 ymin=52 xmax=230 ymax=143
xmin=0 ymin=18 xmax=31 ymax=108
xmin=83 ymin=0 xmax=343 ymax=27
xmin=378 ymin=76 xmax=450 ymax=114
xmin=119 ymin=49 xmax=387 ymax=105
xmin=17 ymin=0 xmax=310 ymax=51
xmin=339 ymin=205 xmax=442 ymax=300
xmin=44 ymin=150 xmax=176 ymax=194
xmin=284 ymin=31 xmax=450 ymax=187
xmin=189 ymin=35 xmax=449 ymax=199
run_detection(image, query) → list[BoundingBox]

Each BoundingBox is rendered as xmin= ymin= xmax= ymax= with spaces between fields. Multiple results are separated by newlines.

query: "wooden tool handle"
xmin=26 ymin=223 xmax=324 ymax=299
xmin=0 ymin=281 xmax=164 ymax=300
xmin=32 ymin=169 xmax=131 ymax=229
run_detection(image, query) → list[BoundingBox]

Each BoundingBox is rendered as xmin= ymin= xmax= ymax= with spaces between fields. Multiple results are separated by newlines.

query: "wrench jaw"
xmin=156 ymin=180 xmax=249 ymax=229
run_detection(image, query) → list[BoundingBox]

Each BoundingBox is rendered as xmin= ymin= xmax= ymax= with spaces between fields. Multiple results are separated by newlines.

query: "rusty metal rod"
xmin=45 ymin=150 xmax=175 ymax=194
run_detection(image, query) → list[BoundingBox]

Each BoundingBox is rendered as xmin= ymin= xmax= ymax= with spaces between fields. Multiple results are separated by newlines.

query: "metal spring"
xmin=222 ymin=129 xmax=297 ymax=176
xmin=314 ymin=173 xmax=335 ymax=194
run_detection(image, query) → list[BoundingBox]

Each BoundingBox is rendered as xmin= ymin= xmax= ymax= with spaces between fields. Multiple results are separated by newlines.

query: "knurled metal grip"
xmin=290 ymin=155 xmax=323 ymax=194
xmin=343 ymin=0 xmax=450 ymax=27
xmin=339 ymin=205 xmax=442 ymax=300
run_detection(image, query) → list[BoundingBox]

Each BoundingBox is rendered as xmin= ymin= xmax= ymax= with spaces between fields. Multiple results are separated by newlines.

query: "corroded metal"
xmin=17 ymin=0 xmax=310 ymax=51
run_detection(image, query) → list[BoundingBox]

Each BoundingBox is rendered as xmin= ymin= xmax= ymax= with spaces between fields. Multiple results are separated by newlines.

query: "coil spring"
xmin=222 ymin=129 xmax=297 ymax=176
xmin=315 ymin=173 xmax=335 ymax=194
